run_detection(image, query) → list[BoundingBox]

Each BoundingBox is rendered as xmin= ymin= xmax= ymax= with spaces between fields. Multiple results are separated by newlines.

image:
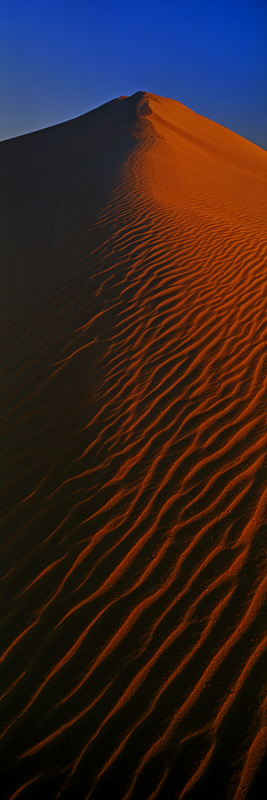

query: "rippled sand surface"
xmin=1 ymin=92 xmax=267 ymax=799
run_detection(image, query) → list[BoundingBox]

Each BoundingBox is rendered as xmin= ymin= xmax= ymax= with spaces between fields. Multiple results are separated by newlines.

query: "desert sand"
xmin=0 ymin=91 xmax=267 ymax=799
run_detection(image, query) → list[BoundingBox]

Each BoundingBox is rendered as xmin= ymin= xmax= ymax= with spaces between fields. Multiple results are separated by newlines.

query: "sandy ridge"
xmin=1 ymin=92 xmax=267 ymax=799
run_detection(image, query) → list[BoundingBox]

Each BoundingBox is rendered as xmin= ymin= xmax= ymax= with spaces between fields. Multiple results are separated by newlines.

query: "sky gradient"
xmin=0 ymin=0 xmax=266 ymax=148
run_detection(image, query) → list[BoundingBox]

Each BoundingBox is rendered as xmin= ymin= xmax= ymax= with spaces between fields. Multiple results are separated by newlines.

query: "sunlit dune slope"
xmin=1 ymin=91 xmax=267 ymax=800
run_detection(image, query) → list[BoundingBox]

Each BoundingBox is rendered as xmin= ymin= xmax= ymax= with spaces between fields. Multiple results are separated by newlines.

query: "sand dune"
xmin=1 ymin=91 xmax=267 ymax=799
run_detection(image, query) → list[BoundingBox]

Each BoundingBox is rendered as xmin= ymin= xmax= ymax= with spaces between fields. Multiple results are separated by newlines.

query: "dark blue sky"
xmin=0 ymin=0 xmax=266 ymax=148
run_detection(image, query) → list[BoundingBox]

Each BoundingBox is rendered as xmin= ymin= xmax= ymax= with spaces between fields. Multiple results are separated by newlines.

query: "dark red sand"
xmin=1 ymin=92 xmax=267 ymax=799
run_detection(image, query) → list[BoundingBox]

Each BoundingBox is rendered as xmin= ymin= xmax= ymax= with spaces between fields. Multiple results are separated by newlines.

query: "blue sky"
xmin=0 ymin=0 xmax=266 ymax=148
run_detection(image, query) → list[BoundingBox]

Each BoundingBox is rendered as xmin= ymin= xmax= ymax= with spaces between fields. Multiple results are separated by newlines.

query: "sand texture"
xmin=1 ymin=91 xmax=267 ymax=799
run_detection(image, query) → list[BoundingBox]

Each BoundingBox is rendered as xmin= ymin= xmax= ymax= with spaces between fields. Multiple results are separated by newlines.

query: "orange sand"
xmin=0 ymin=92 xmax=267 ymax=800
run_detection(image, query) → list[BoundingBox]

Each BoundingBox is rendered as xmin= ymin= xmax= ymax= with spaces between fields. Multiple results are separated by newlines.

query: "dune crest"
xmin=1 ymin=92 xmax=267 ymax=799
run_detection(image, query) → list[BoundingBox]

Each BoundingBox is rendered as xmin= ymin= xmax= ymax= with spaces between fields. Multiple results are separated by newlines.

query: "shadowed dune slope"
xmin=1 ymin=91 xmax=267 ymax=800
